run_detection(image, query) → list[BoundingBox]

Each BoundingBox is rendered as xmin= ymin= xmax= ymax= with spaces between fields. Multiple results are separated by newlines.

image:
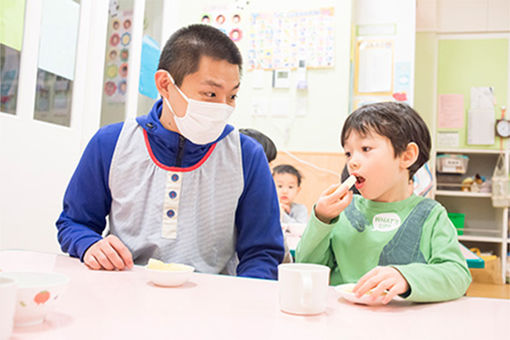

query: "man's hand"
xmin=353 ymin=266 xmax=409 ymax=304
xmin=83 ymin=235 xmax=133 ymax=271
xmin=314 ymin=182 xmax=353 ymax=224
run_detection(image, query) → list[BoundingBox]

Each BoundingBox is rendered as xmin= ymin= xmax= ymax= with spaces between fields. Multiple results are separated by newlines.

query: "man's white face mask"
xmin=162 ymin=71 xmax=234 ymax=145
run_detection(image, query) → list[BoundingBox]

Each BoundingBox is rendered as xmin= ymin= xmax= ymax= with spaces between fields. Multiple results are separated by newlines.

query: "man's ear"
xmin=400 ymin=142 xmax=419 ymax=170
xmin=154 ymin=70 xmax=172 ymax=98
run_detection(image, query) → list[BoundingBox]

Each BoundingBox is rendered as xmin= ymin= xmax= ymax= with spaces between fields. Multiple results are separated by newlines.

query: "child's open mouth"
xmin=354 ymin=175 xmax=365 ymax=190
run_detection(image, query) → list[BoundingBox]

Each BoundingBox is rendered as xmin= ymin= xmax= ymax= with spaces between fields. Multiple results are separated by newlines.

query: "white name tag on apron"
xmin=372 ymin=213 xmax=401 ymax=232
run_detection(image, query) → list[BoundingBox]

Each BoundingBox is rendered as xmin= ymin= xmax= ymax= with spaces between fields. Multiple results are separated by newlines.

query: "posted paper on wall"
xmin=468 ymin=108 xmax=495 ymax=145
xmin=139 ymin=35 xmax=160 ymax=99
xmin=467 ymin=87 xmax=495 ymax=145
xmin=357 ymin=41 xmax=393 ymax=93
xmin=437 ymin=131 xmax=460 ymax=148
xmin=38 ymin=0 xmax=80 ymax=80
xmin=438 ymin=94 xmax=464 ymax=129
xmin=471 ymin=87 xmax=494 ymax=109
xmin=0 ymin=0 xmax=26 ymax=51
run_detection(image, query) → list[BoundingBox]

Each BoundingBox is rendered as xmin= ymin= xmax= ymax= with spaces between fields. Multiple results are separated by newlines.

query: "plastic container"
xmin=447 ymin=212 xmax=465 ymax=235
xmin=436 ymin=154 xmax=469 ymax=174
xmin=491 ymin=153 xmax=510 ymax=207
xmin=436 ymin=173 xmax=463 ymax=191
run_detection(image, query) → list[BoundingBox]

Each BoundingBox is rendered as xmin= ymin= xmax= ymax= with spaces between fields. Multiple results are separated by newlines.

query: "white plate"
xmin=334 ymin=283 xmax=396 ymax=306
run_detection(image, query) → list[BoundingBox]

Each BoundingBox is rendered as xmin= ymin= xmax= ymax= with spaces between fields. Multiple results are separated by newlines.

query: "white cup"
xmin=278 ymin=263 xmax=330 ymax=315
xmin=0 ymin=277 xmax=17 ymax=340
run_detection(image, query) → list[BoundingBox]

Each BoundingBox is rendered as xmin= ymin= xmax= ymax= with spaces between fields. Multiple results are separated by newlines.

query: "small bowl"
xmin=335 ymin=283 xmax=389 ymax=306
xmin=145 ymin=264 xmax=195 ymax=287
xmin=0 ymin=272 xmax=70 ymax=326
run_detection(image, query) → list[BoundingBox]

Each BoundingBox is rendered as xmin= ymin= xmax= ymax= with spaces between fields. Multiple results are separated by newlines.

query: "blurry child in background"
xmin=239 ymin=128 xmax=277 ymax=163
xmin=272 ymin=164 xmax=308 ymax=224
xmin=296 ymin=102 xmax=471 ymax=304
xmin=240 ymin=129 xmax=292 ymax=263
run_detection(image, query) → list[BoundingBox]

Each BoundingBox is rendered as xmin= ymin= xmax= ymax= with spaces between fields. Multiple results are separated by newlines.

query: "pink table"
xmin=1 ymin=250 xmax=508 ymax=340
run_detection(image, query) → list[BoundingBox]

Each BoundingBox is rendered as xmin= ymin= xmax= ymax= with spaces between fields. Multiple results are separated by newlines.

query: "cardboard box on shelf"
xmin=469 ymin=250 xmax=503 ymax=285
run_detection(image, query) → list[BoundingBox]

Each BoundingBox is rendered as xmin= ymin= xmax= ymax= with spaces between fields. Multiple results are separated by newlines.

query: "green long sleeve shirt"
xmin=296 ymin=194 xmax=472 ymax=302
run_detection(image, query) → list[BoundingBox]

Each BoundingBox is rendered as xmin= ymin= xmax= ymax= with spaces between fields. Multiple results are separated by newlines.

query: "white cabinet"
xmin=433 ymin=148 xmax=509 ymax=283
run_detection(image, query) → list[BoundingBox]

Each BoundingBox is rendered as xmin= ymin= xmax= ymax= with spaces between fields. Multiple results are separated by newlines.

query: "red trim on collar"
xmin=143 ymin=129 xmax=216 ymax=172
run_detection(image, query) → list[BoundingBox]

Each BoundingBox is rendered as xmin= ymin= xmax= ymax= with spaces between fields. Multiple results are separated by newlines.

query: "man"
xmin=56 ymin=24 xmax=284 ymax=279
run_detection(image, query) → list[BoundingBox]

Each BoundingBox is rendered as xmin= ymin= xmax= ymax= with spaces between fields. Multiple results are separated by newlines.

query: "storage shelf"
xmin=458 ymin=235 xmax=503 ymax=243
xmin=433 ymin=149 xmax=508 ymax=283
xmin=435 ymin=148 xmax=503 ymax=155
xmin=435 ymin=190 xmax=492 ymax=198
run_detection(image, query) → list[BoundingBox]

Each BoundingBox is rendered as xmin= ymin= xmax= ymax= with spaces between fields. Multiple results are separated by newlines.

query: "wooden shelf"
xmin=435 ymin=148 xmax=503 ymax=155
xmin=458 ymin=235 xmax=503 ymax=243
xmin=435 ymin=190 xmax=492 ymax=198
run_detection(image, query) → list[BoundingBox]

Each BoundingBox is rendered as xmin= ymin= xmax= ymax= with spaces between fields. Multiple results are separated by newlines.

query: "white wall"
xmin=0 ymin=0 xmax=351 ymax=252
xmin=417 ymin=0 xmax=510 ymax=33
xmin=352 ymin=0 xmax=416 ymax=106
xmin=0 ymin=0 xmax=109 ymax=253
xmin=169 ymin=0 xmax=353 ymax=152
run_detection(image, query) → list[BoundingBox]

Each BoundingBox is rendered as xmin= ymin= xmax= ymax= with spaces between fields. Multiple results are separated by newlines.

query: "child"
xmin=296 ymin=102 xmax=471 ymax=303
xmin=239 ymin=128 xmax=293 ymax=263
xmin=272 ymin=164 xmax=308 ymax=224
xmin=239 ymin=128 xmax=277 ymax=163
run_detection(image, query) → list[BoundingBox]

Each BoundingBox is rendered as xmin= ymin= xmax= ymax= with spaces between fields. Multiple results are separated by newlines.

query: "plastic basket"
xmin=448 ymin=212 xmax=465 ymax=235
xmin=436 ymin=154 xmax=469 ymax=174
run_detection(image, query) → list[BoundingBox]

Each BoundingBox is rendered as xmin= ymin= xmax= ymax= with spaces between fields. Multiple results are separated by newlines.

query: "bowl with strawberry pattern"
xmin=0 ymin=272 xmax=70 ymax=326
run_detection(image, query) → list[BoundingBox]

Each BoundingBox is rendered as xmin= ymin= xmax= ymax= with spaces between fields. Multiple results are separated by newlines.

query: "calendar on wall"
xmin=246 ymin=8 xmax=335 ymax=70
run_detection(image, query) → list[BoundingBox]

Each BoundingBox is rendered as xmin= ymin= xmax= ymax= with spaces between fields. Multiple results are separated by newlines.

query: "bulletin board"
xmin=354 ymin=39 xmax=394 ymax=96
xmin=246 ymin=8 xmax=335 ymax=70
xmin=437 ymin=38 xmax=508 ymax=150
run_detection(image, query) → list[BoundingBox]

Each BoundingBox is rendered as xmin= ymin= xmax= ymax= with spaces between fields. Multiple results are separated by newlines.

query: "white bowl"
xmin=145 ymin=264 xmax=195 ymax=287
xmin=0 ymin=272 xmax=70 ymax=326
xmin=0 ymin=277 xmax=17 ymax=339
xmin=335 ymin=283 xmax=390 ymax=306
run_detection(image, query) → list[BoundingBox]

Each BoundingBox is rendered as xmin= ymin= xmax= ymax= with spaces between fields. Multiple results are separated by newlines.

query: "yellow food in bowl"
xmin=146 ymin=259 xmax=192 ymax=272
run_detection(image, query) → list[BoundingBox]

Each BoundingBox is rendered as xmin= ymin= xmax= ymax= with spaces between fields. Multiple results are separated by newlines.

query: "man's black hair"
xmin=158 ymin=24 xmax=242 ymax=86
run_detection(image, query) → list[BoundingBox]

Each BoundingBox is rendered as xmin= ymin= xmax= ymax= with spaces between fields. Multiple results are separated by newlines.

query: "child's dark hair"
xmin=239 ymin=128 xmax=277 ymax=163
xmin=272 ymin=164 xmax=302 ymax=186
xmin=340 ymin=102 xmax=431 ymax=179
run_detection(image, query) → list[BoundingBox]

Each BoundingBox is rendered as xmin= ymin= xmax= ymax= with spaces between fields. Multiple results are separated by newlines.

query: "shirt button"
xmin=169 ymin=191 xmax=177 ymax=199
xmin=166 ymin=210 xmax=175 ymax=218
xmin=171 ymin=174 xmax=179 ymax=182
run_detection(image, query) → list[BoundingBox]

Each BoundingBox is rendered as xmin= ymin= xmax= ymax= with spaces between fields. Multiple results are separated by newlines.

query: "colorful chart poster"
xmin=200 ymin=9 xmax=244 ymax=43
xmin=104 ymin=10 xmax=132 ymax=103
xmin=0 ymin=0 xmax=26 ymax=51
xmin=246 ymin=8 xmax=335 ymax=70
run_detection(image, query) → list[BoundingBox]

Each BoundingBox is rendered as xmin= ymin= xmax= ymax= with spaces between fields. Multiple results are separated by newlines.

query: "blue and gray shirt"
xmin=56 ymin=99 xmax=284 ymax=279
